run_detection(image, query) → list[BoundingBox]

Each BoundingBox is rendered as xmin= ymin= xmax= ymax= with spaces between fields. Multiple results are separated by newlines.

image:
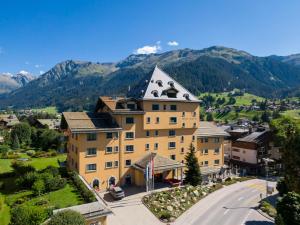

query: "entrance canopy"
xmin=132 ymin=153 xmax=184 ymax=173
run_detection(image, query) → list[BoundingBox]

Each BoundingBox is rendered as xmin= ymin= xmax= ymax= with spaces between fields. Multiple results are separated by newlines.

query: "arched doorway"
xmin=92 ymin=179 xmax=100 ymax=189
xmin=108 ymin=176 xmax=116 ymax=187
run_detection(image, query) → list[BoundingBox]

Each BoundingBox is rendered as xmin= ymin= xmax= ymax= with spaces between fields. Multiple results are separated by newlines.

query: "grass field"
xmin=213 ymin=110 xmax=264 ymax=122
xmin=0 ymin=154 xmax=66 ymax=174
xmin=31 ymin=106 xmax=58 ymax=114
xmin=0 ymin=153 xmax=79 ymax=225
xmin=282 ymin=109 xmax=300 ymax=120
xmin=199 ymin=92 xmax=265 ymax=106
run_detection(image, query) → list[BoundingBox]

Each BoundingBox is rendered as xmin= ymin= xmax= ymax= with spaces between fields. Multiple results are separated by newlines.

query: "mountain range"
xmin=0 ymin=71 xmax=34 ymax=94
xmin=1 ymin=46 xmax=300 ymax=112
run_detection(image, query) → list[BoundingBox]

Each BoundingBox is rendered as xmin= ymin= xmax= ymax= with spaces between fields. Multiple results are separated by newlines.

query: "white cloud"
xmin=167 ymin=41 xmax=179 ymax=46
xmin=2 ymin=72 xmax=13 ymax=76
xmin=39 ymin=70 xmax=45 ymax=75
xmin=134 ymin=42 xmax=161 ymax=54
xmin=35 ymin=64 xmax=43 ymax=68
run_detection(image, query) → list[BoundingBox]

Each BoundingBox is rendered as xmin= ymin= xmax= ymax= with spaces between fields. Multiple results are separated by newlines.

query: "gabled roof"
xmin=236 ymin=130 xmax=270 ymax=144
xmin=61 ymin=112 xmax=121 ymax=133
xmin=196 ymin=122 xmax=230 ymax=137
xmin=127 ymin=66 xmax=200 ymax=102
xmin=133 ymin=152 xmax=184 ymax=172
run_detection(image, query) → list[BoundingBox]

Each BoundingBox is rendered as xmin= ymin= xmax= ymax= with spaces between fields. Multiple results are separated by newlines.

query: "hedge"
xmin=69 ymin=171 xmax=96 ymax=203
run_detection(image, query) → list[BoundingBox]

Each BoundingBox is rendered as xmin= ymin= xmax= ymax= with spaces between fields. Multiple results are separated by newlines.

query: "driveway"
xmin=101 ymin=186 xmax=165 ymax=225
xmin=102 ymin=179 xmax=276 ymax=225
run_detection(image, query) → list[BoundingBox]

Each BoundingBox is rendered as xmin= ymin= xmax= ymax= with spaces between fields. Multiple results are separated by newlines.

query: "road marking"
xmin=240 ymin=209 xmax=253 ymax=225
xmin=238 ymin=197 xmax=244 ymax=201
xmin=223 ymin=209 xmax=229 ymax=215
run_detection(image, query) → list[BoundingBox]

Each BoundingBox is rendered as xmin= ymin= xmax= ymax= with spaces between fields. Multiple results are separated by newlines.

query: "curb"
xmin=257 ymin=208 xmax=275 ymax=222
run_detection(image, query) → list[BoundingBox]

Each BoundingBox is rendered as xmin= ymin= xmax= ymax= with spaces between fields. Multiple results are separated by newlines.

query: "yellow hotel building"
xmin=61 ymin=66 xmax=227 ymax=190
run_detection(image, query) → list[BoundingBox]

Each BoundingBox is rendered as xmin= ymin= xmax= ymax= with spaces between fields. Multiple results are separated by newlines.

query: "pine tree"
xmin=184 ymin=144 xmax=202 ymax=186
xmin=12 ymin=134 xmax=20 ymax=150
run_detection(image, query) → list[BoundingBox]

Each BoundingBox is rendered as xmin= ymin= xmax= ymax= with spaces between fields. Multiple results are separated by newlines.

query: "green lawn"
xmin=25 ymin=183 xmax=83 ymax=208
xmin=282 ymin=109 xmax=300 ymax=120
xmin=0 ymin=154 xmax=66 ymax=174
xmin=0 ymin=153 xmax=80 ymax=225
xmin=235 ymin=93 xmax=265 ymax=106
xmin=31 ymin=106 xmax=58 ymax=114
xmin=213 ymin=110 xmax=264 ymax=122
xmin=199 ymin=91 xmax=265 ymax=106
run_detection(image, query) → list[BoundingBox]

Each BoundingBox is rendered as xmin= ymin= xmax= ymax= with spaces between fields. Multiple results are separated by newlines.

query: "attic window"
xmin=183 ymin=93 xmax=190 ymax=100
xmin=151 ymin=90 xmax=159 ymax=97
xmin=156 ymin=80 xmax=163 ymax=87
xmin=168 ymin=81 xmax=174 ymax=87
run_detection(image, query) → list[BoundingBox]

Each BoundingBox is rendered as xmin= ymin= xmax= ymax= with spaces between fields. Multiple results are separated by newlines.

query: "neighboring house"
xmin=53 ymin=202 xmax=112 ymax=225
xmin=0 ymin=114 xmax=19 ymax=130
xmin=36 ymin=118 xmax=61 ymax=130
xmin=230 ymin=129 xmax=271 ymax=174
xmin=61 ymin=66 xmax=201 ymax=190
xmin=196 ymin=122 xmax=230 ymax=181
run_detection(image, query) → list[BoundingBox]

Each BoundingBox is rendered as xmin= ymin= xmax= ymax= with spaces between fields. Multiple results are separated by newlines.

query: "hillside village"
xmin=0 ymin=67 xmax=299 ymax=225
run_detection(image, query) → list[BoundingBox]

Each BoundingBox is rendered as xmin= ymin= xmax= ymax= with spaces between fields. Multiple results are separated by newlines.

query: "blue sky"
xmin=1 ymin=0 xmax=300 ymax=75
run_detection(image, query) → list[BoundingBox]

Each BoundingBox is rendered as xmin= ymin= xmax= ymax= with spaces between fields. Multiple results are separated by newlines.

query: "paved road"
xmin=175 ymin=179 xmax=275 ymax=225
xmin=104 ymin=179 xmax=275 ymax=225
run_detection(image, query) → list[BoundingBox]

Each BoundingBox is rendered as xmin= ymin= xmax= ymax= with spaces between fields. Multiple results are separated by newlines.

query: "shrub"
xmin=0 ymin=145 xmax=10 ymax=153
xmin=26 ymin=150 xmax=36 ymax=157
xmin=159 ymin=211 xmax=171 ymax=220
xmin=276 ymin=192 xmax=300 ymax=225
xmin=277 ymin=178 xmax=288 ymax=197
xmin=32 ymin=179 xmax=45 ymax=196
xmin=16 ymin=171 xmax=39 ymax=188
xmin=48 ymin=210 xmax=85 ymax=225
xmin=42 ymin=166 xmax=60 ymax=176
xmin=35 ymin=199 xmax=49 ymax=206
xmin=10 ymin=205 xmax=47 ymax=225
xmin=260 ymin=200 xmax=276 ymax=218
xmin=45 ymin=176 xmax=67 ymax=192
xmin=11 ymin=161 xmax=35 ymax=175
xmin=70 ymin=172 xmax=96 ymax=202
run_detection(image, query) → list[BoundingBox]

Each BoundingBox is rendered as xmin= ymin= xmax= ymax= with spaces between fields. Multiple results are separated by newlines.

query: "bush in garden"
xmin=26 ymin=150 xmax=36 ymax=157
xmin=45 ymin=176 xmax=67 ymax=192
xmin=42 ymin=166 xmax=60 ymax=176
xmin=32 ymin=179 xmax=45 ymax=196
xmin=48 ymin=210 xmax=85 ymax=225
xmin=10 ymin=205 xmax=47 ymax=225
xmin=16 ymin=171 xmax=38 ymax=188
xmin=11 ymin=161 xmax=35 ymax=175
xmin=69 ymin=171 xmax=96 ymax=202
xmin=0 ymin=145 xmax=10 ymax=153
xmin=276 ymin=192 xmax=300 ymax=225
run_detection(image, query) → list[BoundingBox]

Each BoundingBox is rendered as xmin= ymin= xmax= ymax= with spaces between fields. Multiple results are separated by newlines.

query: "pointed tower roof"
xmin=128 ymin=66 xmax=200 ymax=102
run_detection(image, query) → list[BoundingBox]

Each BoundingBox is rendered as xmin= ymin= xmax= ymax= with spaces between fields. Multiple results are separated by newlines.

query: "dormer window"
xmin=162 ymin=87 xmax=178 ymax=98
xmin=168 ymin=81 xmax=174 ymax=87
xmin=183 ymin=93 xmax=190 ymax=100
xmin=127 ymin=103 xmax=136 ymax=110
xmin=151 ymin=90 xmax=159 ymax=97
xmin=156 ymin=80 xmax=163 ymax=87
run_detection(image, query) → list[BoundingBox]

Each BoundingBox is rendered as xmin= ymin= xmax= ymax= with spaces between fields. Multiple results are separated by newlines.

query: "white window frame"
xmin=168 ymin=142 xmax=176 ymax=149
xmin=86 ymin=148 xmax=97 ymax=156
xmin=105 ymin=161 xmax=113 ymax=169
xmin=86 ymin=163 xmax=97 ymax=172
xmin=106 ymin=147 xmax=113 ymax=154
xmin=125 ymin=132 xmax=134 ymax=140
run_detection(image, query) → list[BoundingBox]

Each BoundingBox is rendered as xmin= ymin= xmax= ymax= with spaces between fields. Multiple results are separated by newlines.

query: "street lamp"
xmin=262 ymin=158 xmax=274 ymax=197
